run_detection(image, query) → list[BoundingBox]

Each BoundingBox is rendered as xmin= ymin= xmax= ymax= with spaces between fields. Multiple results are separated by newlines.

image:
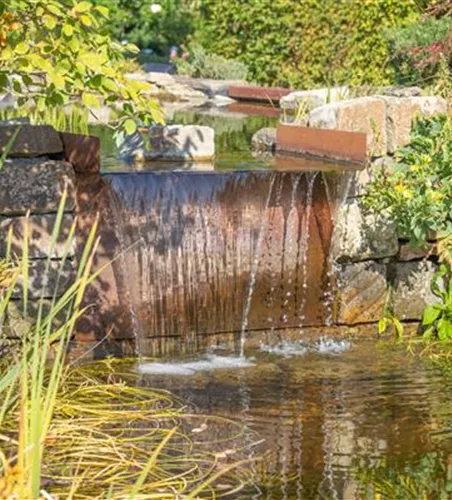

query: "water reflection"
xmin=129 ymin=340 xmax=452 ymax=499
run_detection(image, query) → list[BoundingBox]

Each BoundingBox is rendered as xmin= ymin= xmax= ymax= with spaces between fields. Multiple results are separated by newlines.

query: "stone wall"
xmin=331 ymin=164 xmax=439 ymax=328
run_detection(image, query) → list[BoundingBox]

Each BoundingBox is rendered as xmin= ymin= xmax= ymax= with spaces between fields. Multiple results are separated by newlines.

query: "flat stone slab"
xmin=13 ymin=259 xmax=76 ymax=300
xmin=0 ymin=213 xmax=76 ymax=259
xmin=228 ymin=85 xmax=293 ymax=103
xmin=337 ymin=261 xmax=388 ymax=325
xmin=331 ymin=198 xmax=399 ymax=262
xmin=280 ymin=87 xmax=349 ymax=112
xmin=276 ymin=124 xmax=367 ymax=164
xmin=0 ymin=124 xmax=63 ymax=157
xmin=392 ymin=261 xmax=440 ymax=321
xmin=0 ymin=159 xmax=76 ymax=215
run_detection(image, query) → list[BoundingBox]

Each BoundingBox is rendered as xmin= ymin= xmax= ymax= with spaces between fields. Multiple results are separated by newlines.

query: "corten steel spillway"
xmin=76 ymin=168 xmax=340 ymax=352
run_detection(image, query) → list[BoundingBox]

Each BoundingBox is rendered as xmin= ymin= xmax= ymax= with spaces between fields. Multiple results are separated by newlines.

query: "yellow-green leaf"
xmin=82 ymin=92 xmax=101 ymax=108
xmin=80 ymin=14 xmax=92 ymax=26
xmin=43 ymin=14 xmax=57 ymax=30
xmin=95 ymin=5 xmax=109 ymax=18
xmin=124 ymin=119 xmax=137 ymax=136
xmin=74 ymin=1 xmax=92 ymax=13
xmin=63 ymin=24 xmax=74 ymax=37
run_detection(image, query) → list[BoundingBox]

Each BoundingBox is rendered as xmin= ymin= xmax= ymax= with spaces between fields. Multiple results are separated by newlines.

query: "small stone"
xmin=0 ymin=214 xmax=76 ymax=259
xmin=331 ymin=198 xmax=398 ymax=262
xmin=398 ymin=243 xmax=436 ymax=262
xmin=337 ymin=261 xmax=387 ymax=325
xmin=251 ymin=127 xmax=277 ymax=152
xmin=0 ymin=159 xmax=76 ymax=215
xmin=392 ymin=261 xmax=440 ymax=321
xmin=0 ymin=124 xmax=63 ymax=157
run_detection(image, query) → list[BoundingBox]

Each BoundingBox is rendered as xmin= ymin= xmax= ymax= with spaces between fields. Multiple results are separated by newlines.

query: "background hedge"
xmin=195 ymin=0 xmax=420 ymax=88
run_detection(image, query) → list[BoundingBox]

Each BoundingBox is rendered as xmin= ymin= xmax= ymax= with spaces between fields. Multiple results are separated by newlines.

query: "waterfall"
xmin=95 ymin=170 xmax=335 ymax=354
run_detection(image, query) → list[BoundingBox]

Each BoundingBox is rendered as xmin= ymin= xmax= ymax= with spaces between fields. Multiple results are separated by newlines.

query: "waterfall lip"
xmin=136 ymin=355 xmax=255 ymax=376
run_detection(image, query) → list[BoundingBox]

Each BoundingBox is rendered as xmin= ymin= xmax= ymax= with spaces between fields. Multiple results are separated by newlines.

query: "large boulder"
xmin=120 ymin=125 xmax=215 ymax=162
xmin=0 ymin=214 xmax=76 ymax=259
xmin=337 ymin=261 xmax=388 ymax=325
xmin=0 ymin=159 xmax=76 ymax=215
xmin=331 ymin=198 xmax=399 ymax=262
xmin=0 ymin=124 xmax=63 ymax=157
xmin=391 ymin=261 xmax=440 ymax=321
xmin=309 ymin=97 xmax=387 ymax=157
xmin=383 ymin=96 xmax=448 ymax=154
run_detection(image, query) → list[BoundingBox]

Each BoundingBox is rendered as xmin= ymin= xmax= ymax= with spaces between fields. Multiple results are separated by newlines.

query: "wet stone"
xmin=337 ymin=261 xmax=388 ymax=325
xmin=0 ymin=158 xmax=76 ymax=215
xmin=392 ymin=261 xmax=440 ymax=321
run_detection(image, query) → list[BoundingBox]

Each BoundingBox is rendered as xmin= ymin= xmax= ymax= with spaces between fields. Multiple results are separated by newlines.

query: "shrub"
xmin=90 ymin=0 xmax=196 ymax=56
xmin=386 ymin=16 xmax=452 ymax=85
xmin=194 ymin=0 xmax=419 ymax=88
xmin=174 ymin=44 xmax=248 ymax=80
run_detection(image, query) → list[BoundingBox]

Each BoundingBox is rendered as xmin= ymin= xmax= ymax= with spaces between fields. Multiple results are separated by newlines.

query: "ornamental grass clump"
xmin=0 ymin=194 xmax=256 ymax=499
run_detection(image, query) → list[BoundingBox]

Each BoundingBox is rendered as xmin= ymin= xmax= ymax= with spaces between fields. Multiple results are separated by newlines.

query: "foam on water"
xmin=259 ymin=337 xmax=352 ymax=358
xmin=137 ymin=355 xmax=255 ymax=376
xmin=259 ymin=341 xmax=308 ymax=358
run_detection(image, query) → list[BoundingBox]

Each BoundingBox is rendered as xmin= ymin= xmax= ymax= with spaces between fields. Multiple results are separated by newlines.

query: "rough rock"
xmin=213 ymin=95 xmax=236 ymax=106
xmin=251 ymin=127 xmax=277 ymax=152
xmin=332 ymin=198 xmax=398 ymax=262
xmin=0 ymin=214 xmax=76 ymax=259
xmin=280 ymin=87 xmax=349 ymax=112
xmin=126 ymin=71 xmax=176 ymax=87
xmin=309 ymin=97 xmax=387 ymax=157
xmin=13 ymin=260 xmax=76 ymax=300
xmin=0 ymin=159 xmax=76 ymax=215
xmin=0 ymin=124 xmax=63 ymax=157
xmin=175 ymin=77 xmax=248 ymax=97
xmin=398 ymin=243 xmax=437 ymax=262
xmin=337 ymin=261 xmax=388 ymax=325
xmin=383 ymin=96 xmax=448 ymax=153
xmin=392 ymin=261 xmax=440 ymax=321
xmin=382 ymin=86 xmax=422 ymax=98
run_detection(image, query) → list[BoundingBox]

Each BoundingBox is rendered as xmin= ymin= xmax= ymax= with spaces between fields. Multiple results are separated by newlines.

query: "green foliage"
xmin=365 ymin=115 xmax=452 ymax=247
xmin=194 ymin=0 xmax=420 ymax=88
xmin=90 ymin=0 xmax=197 ymax=55
xmin=358 ymin=453 xmax=452 ymax=499
xmin=422 ymin=263 xmax=452 ymax=340
xmin=386 ymin=16 xmax=452 ymax=85
xmin=174 ymin=44 xmax=248 ymax=80
xmin=0 ymin=0 xmax=163 ymax=136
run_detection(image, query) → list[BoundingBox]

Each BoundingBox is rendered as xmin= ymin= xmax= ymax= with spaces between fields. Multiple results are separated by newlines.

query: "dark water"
xmin=125 ymin=339 xmax=452 ymax=499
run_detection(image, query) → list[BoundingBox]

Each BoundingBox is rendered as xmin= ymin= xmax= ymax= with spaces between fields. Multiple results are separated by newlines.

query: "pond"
xmin=107 ymin=339 xmax=452 ymax=499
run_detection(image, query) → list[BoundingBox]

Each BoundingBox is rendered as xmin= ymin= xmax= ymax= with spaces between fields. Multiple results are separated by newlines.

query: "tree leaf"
xmin=124 ymin=119 xmax=137 ymax=136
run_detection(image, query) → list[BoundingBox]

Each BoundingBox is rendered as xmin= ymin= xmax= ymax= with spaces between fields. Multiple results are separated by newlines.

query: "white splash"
xmin=259 ymin=337 xmax=352 ymax=358
xmin=137 ymin=355 xmax=255 ymax=376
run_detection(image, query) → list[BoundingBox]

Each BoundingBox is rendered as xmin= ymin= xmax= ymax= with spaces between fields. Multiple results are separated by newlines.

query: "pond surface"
xmin=114 ymin=339 xmax=452 ymax=499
